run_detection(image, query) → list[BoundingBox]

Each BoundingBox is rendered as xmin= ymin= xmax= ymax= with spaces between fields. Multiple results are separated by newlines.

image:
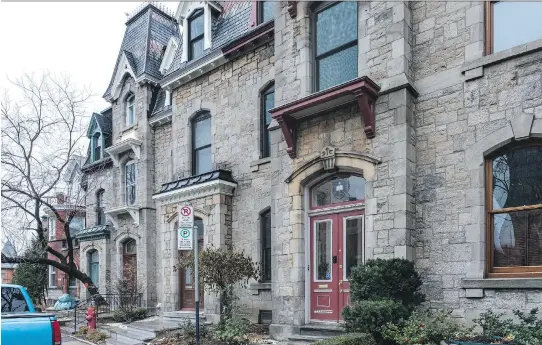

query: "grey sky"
xmin=0 ymin=2 xmax=177 ymax=113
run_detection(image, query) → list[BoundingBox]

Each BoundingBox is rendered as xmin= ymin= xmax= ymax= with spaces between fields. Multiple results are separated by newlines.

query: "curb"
xmin=62 ymin=333 xmax=97 ymax=345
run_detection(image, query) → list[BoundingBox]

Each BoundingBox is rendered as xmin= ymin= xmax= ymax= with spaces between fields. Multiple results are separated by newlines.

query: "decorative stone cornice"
xmin=104 ymin=205 xmax=140 ymax=228
xmin=153 ymin=178 xmax=236 ymax=205
xmin=105 ymin=136 xmax=142 ymax=167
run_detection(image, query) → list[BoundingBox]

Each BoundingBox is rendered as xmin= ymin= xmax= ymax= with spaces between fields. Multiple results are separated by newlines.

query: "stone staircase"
xmin=287 ymin=323 xmax=345 ymax=344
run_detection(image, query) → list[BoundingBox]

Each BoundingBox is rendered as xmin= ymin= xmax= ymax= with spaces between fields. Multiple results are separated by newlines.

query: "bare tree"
xmin=1 ymin=72 xmax=104 ymax=297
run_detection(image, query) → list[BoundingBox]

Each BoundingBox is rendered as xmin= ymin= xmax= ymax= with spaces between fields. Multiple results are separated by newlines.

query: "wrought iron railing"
xmin=71 ymin=293 xmax=143 ymax=333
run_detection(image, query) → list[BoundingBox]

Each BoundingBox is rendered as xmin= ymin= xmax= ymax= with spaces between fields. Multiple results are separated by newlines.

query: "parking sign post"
xmin=194 ymin=224 xmax=200 ymax=345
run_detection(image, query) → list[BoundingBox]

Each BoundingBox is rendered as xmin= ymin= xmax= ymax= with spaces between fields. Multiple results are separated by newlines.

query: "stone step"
xmin=288 ymin=334 xmax=332 ymax=345
xmin=162 ymin=311 xmax=206 ymax=320
xmin=299 ymin=323 xmax=345 ymax=337
xmin=108 ymin=324 xmax=156 ymax=342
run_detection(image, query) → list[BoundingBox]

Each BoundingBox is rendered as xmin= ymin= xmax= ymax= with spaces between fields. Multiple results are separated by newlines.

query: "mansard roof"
xmin=88 ymin=107 xmax=113 ymax=136
xmin=103 ymin=3 xmax=179 ymax=100
xmin=164 ymin=1 xmax=252 ymax=77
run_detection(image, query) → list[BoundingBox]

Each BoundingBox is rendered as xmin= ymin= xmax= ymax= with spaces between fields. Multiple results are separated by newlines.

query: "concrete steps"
xmin=104 ymin=316 xmax=185 ymax=345
xmin=287 ymin=323 xmax=345 ymax=345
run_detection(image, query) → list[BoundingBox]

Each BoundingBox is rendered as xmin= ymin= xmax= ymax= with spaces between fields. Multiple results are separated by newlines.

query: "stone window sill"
xmin=462 ymin=38 xmax=542 ymax=81
xmin=250 ymin=157 xmax=271 ymax=172
xmin=461 ymin=278 xmax=542 ymax=289
xmin=249 ymin=282 xmax=271 ymax=295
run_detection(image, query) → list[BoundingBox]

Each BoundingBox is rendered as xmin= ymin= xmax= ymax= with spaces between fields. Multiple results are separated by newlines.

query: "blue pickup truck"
xmin=1 ymin=284 xmax=62 ymax=345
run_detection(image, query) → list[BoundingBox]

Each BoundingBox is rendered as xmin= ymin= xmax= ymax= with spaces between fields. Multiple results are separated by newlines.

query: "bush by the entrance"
xmin=313 ymin=333 xmax=376 ymax=345
xmin=342 ymin=258 xmax=425 ymax=343
xmin=112 ymin=307 xmax=147 ymax=322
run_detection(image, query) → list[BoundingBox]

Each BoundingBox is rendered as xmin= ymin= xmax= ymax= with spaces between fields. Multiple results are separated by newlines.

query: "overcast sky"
xmin=0 ymin=2 xmax=177 ymax=113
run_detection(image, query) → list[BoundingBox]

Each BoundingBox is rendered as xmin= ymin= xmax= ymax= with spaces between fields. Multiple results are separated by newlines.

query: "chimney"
xmin=56 ymin=193 xmax=66 ymax=205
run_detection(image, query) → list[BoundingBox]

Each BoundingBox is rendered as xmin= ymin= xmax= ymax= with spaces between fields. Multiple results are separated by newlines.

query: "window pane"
xmin=313 ymin=175 xmax=365 ymax=207
xmin=493 ymin=2 xmax=542 ymax=53
xmin=1 ymin=287 xmax=29 ymax=313
xmin=318 ymin=45 xmax=358 ymax=91
xmin=492 ymin=146 xmax=542 ymax=209
xmin=345 ymin=217 xmax=363 ymax=279
xmin=190 ymin=38 xmax=204 ymax=60
xmin=195 ymin=146 xmax=212 ymax=175
xmin=125 ymin=240 xmax=136 ymax=254
xmin=194 ymin=115 xmax=211 ymax=148
xmin=261 ymin=211 xmax=271 ymax=281
xmin=315 ymin=221 xmax=332 ymax=281
xmin=189 ymin=11 xmax=204 ymax=39
xmin=262 ymin=1 xmax=274 ymax=22
xmin=262 ymin=88 xmax=274 ymax=158
xmin=493 ymin=209 xmax=542 ymax=267
xmin=316 ymin=2 xmax=357 ymax=56
xmin=194 ymin=218 xmax=204 ymax=239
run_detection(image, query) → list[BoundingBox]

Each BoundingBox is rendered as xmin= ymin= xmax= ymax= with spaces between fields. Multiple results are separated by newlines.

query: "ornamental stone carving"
xmin=320 ymin=146 xmax=336 ymax=171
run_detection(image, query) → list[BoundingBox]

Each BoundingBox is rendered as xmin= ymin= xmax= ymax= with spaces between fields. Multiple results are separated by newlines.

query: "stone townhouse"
xmin=79 ymin=1 xmax=542 ymax=340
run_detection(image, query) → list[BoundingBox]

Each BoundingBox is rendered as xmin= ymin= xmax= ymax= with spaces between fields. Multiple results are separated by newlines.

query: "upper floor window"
xmin=188 ymin=9 xmax=205 ymax=61
xmin=260 ymin=209 xmax=271 ymax=282
xmin=48 ymin=216 xmax=56 ymax=240
xmin=486 ymin=142 xmax=542 ymax=277
xmin=126 ymin=94 xmax=135 ymax=126
xmin=125 ymin=162 xmax=137 ymax=205
xmin=48 ymin=265 xmax=56 ymax=288
xmin=260 ymin=83 xmax=274 ymax=158
xmin=313 ymin=1 xmax=358 ymax=92
xmin=486 ymin=2 xmax=542 ymax=55
xmin=96 ymin=190 xmax=105 ymax=225
xmin=258 ymin=1 xmax=274 ymax=24
xmin=192 ymin=112 xmax=212 ymax=175
xmin=93 ymin=133 xmax=101 ymax=161
xmin=311 ymin=174 xmax=365 ymax=208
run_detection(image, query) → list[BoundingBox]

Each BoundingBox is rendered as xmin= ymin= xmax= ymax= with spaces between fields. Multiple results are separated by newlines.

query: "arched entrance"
xmin=178 ymin=217 xmax=205 ymax=310
xmin=308 ymin=174 xmax=365 ymax=322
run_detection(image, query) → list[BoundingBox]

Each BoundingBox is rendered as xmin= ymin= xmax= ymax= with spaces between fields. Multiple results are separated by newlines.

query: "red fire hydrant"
xmin=85 ymin=306 xmax=96 ymax=329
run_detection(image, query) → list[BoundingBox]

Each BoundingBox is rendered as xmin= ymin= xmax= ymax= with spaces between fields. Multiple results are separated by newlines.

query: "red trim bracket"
xmin=269 ymin=77 xmax=380 ymax=159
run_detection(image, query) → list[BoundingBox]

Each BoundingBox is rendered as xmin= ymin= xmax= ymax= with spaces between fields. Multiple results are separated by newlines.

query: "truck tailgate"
xmin=1 ymin=313 xmax=55 ymax=345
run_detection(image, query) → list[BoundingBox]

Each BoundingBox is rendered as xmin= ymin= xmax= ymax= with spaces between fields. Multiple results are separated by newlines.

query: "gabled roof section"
xmin=103 ymin=3 xmax=179 ymax=101
xmin=86 ymin=109 xmax=113 ymax=137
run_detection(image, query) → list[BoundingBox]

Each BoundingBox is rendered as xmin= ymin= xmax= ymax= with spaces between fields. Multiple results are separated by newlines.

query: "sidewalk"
xmin=62 ymin=334 xmax=94 ymax=345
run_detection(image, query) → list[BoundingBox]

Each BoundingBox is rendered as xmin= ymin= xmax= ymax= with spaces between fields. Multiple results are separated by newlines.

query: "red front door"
xmin=310 ymin=211 xmax=364 ymax=322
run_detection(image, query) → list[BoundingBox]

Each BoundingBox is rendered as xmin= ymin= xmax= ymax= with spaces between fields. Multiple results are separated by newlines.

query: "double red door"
xmin=310 ymin=210 xmax=364 ymax=321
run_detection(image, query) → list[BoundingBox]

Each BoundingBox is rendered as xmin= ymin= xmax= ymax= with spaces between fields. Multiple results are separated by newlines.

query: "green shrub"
xmin=382 ymin=310 xmax=464 ymax=345
xmin=343 ymin=299 xmax=409 ymax=340
xmin=212 ymin=314 xmax=250 ymax=345
xmin=313 ymin=333 xmax=375 ymax=345
xmin=512 ymin=309 xmax=542 ymax=345
xmin=349 ymin=258 xmax=424 ymax=310
xmin=179 ymin=318 xmax=210 ymax=339
xmin=112 ymin=307 xmax=147 ymax=322
xmin=76 ymin=326 xmax=90 ymax=336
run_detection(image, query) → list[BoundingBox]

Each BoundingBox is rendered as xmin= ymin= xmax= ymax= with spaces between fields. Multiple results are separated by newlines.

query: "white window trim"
xmin=49 ymin=265 xmax=56 ymax=288
xmin=124 ymin=161 xmax=137 ymax=206
xmin=180 ymin=3 xmax=212 ymax=63
xmin=49 ymin=217 xmax=56 ymax=241
xmin=159 ymin=38 xmax=179 ymax=74
xmin=126 ymin=95 xmax=135 ymax=127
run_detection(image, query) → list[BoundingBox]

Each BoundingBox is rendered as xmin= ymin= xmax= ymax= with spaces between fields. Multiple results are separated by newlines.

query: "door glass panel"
xmin=344 ymin=217 xmax=363 ymax=280
xmin=185 ymin=267 xmax=193 ymax=286
xmin=312 ymin=175 xmax=365 ymax=207
xmin=315 ymin=220 xmax=332 ymax=281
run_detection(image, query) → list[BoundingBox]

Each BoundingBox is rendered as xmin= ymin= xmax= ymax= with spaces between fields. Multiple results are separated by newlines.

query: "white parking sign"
xmin=178 ymin=227 xmax=193 ymax=250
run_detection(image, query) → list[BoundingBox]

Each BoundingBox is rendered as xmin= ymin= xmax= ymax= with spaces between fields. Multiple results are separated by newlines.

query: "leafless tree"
xmin=1 ymin=72 xmax=104 ymax=297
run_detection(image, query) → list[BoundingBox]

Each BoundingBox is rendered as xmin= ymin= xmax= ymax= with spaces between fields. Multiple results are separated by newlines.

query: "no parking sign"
xmin=178 ymin=205 xmax=194 ymax=250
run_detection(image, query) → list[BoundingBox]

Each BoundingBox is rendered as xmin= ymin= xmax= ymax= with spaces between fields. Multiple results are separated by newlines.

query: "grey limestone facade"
xmin=79 ymin=1 xmax=542 ymax=340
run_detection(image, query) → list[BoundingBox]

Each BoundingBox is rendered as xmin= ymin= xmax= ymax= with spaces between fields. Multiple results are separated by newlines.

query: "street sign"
xmin=179 ymin=205 xmax=194 ymax=228
xmin=178 ymin=227 xmax=193 ymax=250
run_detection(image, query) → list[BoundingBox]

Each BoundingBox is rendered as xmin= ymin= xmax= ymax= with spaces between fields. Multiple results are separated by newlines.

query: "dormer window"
xmin=126 ymin=94 xmax=135 ymax=126
xmin=93 ymin=133 xmax=102 ymax=161
xmin=258 ymin=1 xmax=274 ymax=24
xmin=188 ymin=9 xmax=205 ymax=61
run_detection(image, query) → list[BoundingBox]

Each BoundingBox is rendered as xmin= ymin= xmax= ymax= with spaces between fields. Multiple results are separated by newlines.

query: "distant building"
xmin=1 ymin=240 xmax=18 ymax=283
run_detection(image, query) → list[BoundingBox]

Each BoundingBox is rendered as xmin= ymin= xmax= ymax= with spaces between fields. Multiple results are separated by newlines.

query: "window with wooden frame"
xmin=312 ymin=1 xmax=358 ymax=92
xmin=188 ymin=9 xmax=205 ymax=61
xmin=192 ymin=112 xmax=212 ymax=175
xmin=260 ymin=209 xmax=271 ymax=282
xmin=93 ymin=133 xmax=101 ymax=162
xmin=260 ymin=83 xmax=274 ymax=158
xmin=485 ymin=1 xmax=542 ymax=55
xmin=257 ymin=1 xmax=274 ymax=24
xmin=485 ymin=141 xmax=542 ymax=277
xmin=96 ymin=190 xmax=105 ymax=225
